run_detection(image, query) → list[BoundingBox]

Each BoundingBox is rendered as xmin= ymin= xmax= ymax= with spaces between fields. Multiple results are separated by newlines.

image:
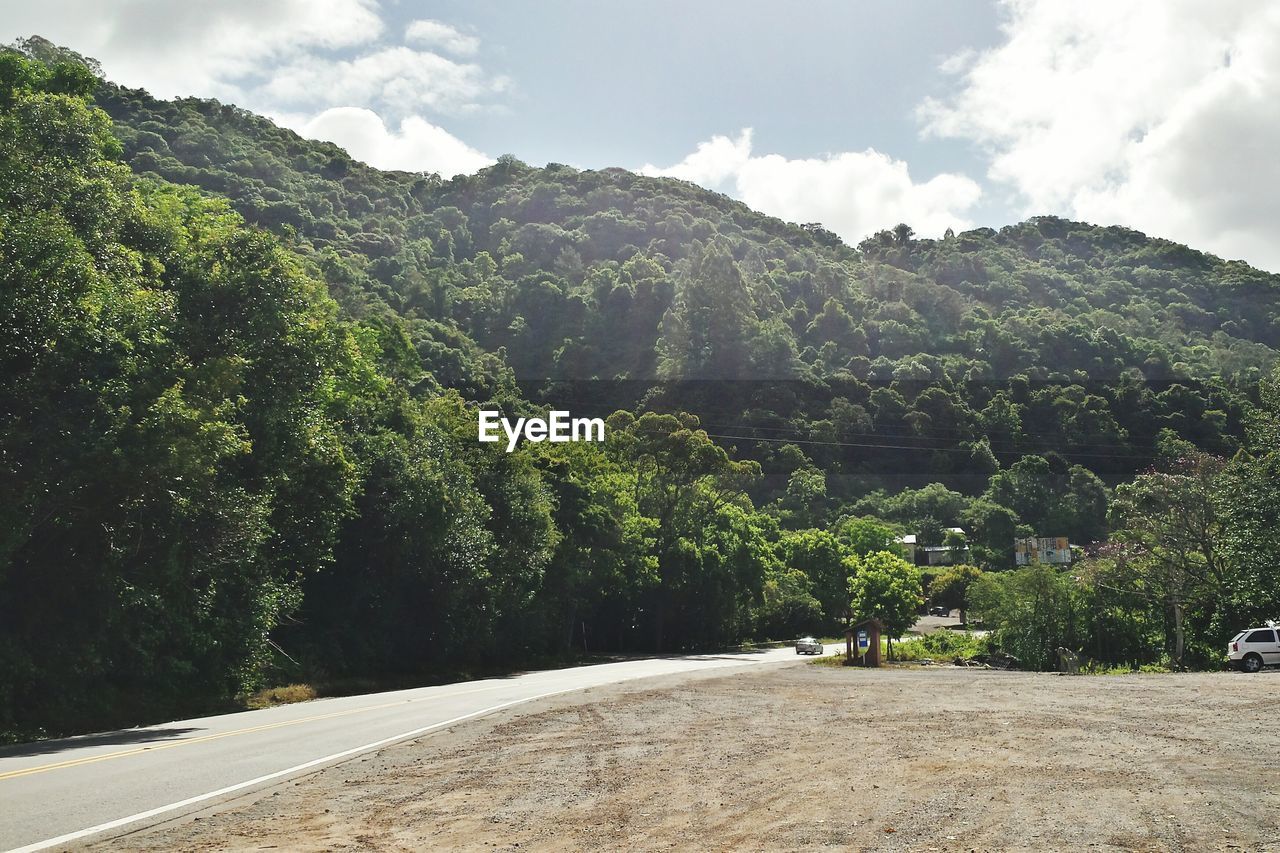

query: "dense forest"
xmin=4 ymin=38 xmax=1280 ymax=740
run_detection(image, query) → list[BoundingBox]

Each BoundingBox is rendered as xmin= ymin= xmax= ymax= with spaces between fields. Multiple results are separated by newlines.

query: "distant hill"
xmin=91 ymin=78 xmax=1279 ymax=495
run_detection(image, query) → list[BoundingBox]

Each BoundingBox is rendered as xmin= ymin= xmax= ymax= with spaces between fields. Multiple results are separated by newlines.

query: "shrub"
xmin=892 ymin=630 xmax=991 ymax=661
xmin=244 ymin=684 xmax=317 ymax=709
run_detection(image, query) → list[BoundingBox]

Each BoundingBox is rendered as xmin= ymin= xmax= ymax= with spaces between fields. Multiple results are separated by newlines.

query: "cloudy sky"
xmin=5 ymin=0 xmax=1279 ymax=271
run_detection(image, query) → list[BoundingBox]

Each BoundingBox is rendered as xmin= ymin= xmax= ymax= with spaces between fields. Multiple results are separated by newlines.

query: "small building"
xmin=899 ymin=528 xmax=970 ymax=567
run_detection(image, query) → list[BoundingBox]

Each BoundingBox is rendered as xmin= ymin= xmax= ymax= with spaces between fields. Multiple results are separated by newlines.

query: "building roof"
xmin=899 ymin=528 xmax=966 ymax=547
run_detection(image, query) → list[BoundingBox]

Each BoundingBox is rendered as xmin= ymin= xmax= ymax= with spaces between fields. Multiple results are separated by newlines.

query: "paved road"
xmin=0 ymin=644 xmax=836 ymax=851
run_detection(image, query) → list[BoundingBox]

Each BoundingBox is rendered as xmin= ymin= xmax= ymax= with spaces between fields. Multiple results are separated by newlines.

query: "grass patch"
xmin=809 ymin=653 xmax=855 ymax=667
xmin=243 ymin=683 xmax=318 ymax=709
xmin=811 ymin=632 xmax=990 ymax=667
xmin=1081 ymin=662 xmax=1173 ymax=675
xmin=888 ymin=630 xmax=991 ymax=662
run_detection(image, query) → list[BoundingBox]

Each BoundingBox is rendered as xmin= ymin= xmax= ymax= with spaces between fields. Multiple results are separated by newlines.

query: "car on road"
xmin=929 ymin=606 xmax=950 ymax=617
xmin=1228 ymin=626 xmax=1280 ymax=672
xmin=795 ymin=637 xmax=823 ymax=655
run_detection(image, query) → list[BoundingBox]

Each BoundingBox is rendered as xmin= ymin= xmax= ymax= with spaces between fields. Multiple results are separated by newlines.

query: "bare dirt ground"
xmin=96 ymin=663 xmax=1280 ymax=852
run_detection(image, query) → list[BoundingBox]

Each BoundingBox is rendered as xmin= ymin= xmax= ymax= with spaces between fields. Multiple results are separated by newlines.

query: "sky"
xmin=4 ymin=0 xmax=1280 ymax=271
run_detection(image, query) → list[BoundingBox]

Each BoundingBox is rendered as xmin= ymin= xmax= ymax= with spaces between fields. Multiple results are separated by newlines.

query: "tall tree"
xmin=0 ymin=52 xmax=362 ymax=734
xmin=845 ymin=551 xmax=923 ymax=657
xmin=929 ymin=564 xmax=984 ymax=623
xmin=780 ymin=528 xmax=850 ymax=627
xmin=657 ymin=240 xmax=760 ymax=380
xmin=609 ymin=411 xmax=761 ymax=650
xmin=1108 ymin=436 xmax=1231 ymax=668
xmin=1213 ymin=366 xmax=1280 ymax=632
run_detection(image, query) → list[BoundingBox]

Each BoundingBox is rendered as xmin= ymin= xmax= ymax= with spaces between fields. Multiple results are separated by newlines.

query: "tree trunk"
xmin=653 ymin=597 xmax=665 ymax=653
xmin=562 ymin=606 xmax=577 ymax=653
xmin=1172 ymin=601 xmax=1185 ymax=671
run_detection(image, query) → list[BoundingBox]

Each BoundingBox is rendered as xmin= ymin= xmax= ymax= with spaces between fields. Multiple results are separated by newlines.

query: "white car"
xmin=1228 ymin=627 xmax=1280 ymax=673
xmin=795 ymin=637 xmax=823 ymax=655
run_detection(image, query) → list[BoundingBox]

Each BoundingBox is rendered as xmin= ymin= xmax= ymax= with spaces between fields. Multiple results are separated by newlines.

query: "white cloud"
xmin=405 ymin=19 xmax=480 ymax=56
xmin=642 ymin=129 xmax=981 ymax=244
xmin=921 ymin=0 xmax=1280 ymax=271
xmin=2 ymin=0 xmax=385 ymax=101
xmin=3 ymin=2 xmax=506 ymax=117
xmin=253 ymin=46 xmax=507 ymax=115
xmin=3 ymin=0 xmax=499 ymax=178
xmin=290 ymin=107 xmax=494 ymax=177
xmin=643 ymin=129 xmax=755 ymax=186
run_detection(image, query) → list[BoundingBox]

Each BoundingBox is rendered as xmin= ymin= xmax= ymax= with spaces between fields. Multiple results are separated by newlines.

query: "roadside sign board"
xmin=857 ymin=629 xmax=870 ymax=655
xmin=1014 ymin=536 xmax=1071 ymax=565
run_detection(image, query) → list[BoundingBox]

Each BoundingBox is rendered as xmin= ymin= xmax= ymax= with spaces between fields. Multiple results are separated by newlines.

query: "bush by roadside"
xmin=891 ymin=631 xmax=991 ymax=662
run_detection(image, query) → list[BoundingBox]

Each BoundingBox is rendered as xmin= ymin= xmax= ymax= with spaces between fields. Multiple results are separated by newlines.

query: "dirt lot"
xmin=97 ymin=663 xmax=1279 ymax=852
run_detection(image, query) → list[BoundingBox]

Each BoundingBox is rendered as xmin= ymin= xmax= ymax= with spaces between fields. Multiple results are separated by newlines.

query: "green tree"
xmin=1216 ymin=367 xmax=1280 ymax=631
xmin=929 ymin=564 xmax=984 ymax=623
xmin=657 ymin=240 xmax=760 ymax=380
xmin=610 ymin=411 xmax=761 ymax=650
xmin=755 ymin=566 xmax=823 ymax=640
xmin=968 ymin=566 xmax=1084 ymax=670
xmin=838 ymin=516 xmax=902 ymax=558
xmin=776 ymin=465 xmax=828 ymax=528
xmin=780 ymin=528 xmax=850 ymax=627
xmin=0 ymin=52 xmax=362 ymax=735
xmin=962 ymin=499 xmax=1019 ymax=570
xmin=531 ymin=441 xmax=650 ymax=655
xmin=1109 ymin=438 xmax=1232 ymax=668
xmin=984 ymin=455 xmax=1108 ymax=544
xmin=845 ymin=551 xmax=923 ymax=657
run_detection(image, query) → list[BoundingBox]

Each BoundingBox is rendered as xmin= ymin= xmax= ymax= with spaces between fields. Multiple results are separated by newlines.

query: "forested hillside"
xmin=4 ymin=39 xmax=1280 ymax=740
xmin=92 ymin=61 xmax=1279 ymax=503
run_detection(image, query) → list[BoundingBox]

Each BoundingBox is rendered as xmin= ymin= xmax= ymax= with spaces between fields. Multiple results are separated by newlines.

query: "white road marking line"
xmin=0 ymin=682 xmax=517 ymax=782
xmin=7 ymin=650 xmax=787 ymax=853
xmin=7 ymin=687 xmax=578 ymax=853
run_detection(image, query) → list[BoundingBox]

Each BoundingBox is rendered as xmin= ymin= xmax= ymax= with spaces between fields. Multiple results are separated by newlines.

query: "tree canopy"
xmin=5 ymin=38 xmax=1280 ymax=739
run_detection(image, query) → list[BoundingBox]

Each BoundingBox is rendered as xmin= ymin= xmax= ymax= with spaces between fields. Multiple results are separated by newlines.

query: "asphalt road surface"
xmin=0 ymin=644 xmax=835 ymax=851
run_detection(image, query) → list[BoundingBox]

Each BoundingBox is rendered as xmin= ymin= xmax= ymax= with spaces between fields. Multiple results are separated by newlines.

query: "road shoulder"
xmin=94 ymin=663 xmax=1276 ymax=852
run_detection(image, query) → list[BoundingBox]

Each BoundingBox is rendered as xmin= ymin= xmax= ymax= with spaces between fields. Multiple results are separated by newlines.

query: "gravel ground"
xmin=94 ymin=663 xmax=1280 ymax=852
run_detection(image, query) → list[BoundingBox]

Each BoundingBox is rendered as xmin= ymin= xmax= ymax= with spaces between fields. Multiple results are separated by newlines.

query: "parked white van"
xmin=1228 ymin=627 xmax=1280 ymax=673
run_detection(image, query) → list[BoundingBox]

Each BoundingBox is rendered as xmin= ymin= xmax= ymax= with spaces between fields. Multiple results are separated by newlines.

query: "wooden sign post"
xmin=845 ymin=618 xmax=883 ymax=667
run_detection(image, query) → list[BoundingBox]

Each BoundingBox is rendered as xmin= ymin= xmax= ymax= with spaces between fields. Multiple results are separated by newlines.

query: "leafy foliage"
xmin=1 ymin=51 xmax=363 ymax=733
xmin=846 ymin=551 xmax=923 ymax=641
xmin=7 ymin=36 xmax=1280 ymax=742
xmin=928 ymin=564 xmax=985 ymax=621
xmin=968 ymin=566 xmax=1085 ymax=671
xmin=84 ymin=50 xmax=1276 ymax=511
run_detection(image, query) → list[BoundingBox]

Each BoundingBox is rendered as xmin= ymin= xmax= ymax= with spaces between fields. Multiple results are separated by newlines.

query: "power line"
xmin=698 ymin=432 xmax=1156 ymax=461
xmin=533 ymin=393 xmax=1194 ymax=451
xmin=524 ymin=398 xmax=1161 ymax=460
